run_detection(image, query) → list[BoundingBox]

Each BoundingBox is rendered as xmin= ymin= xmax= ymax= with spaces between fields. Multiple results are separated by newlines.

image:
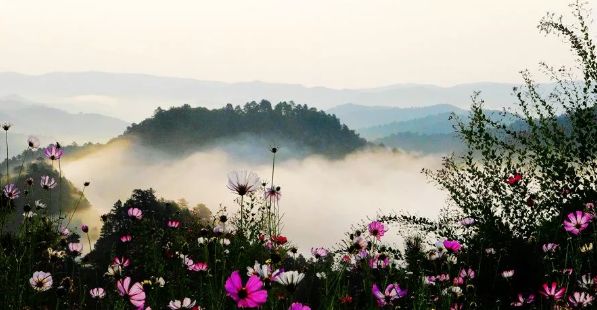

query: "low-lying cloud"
xmin=62 ymin=140 xmax=446 ymax=251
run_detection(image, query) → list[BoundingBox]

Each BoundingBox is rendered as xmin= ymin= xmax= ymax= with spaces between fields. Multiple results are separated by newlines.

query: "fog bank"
xmin=62 ymin=140 xmax=446 ymax=250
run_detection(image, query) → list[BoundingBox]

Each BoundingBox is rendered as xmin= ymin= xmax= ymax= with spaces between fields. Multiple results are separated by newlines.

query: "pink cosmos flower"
xmin=453 ymin=277 xmax=464 ymax=286
xmin=511 ymin=293 xmax=535 ymax=307
xmin=459 ymin=218 xmax=475 ymax=226
xmin=189 ymin=262 xmax=208 ymax=272
xmin=459 ymin=268 xmax=476 ymax=280
xmin=542 ymin=243 xmax=559 ymax=253
xmin=127 ymin=208 xmax=143 ymax=220
xmin=539 ymin=282 xmax=566 ymax=300
xmin=3 ymin=184 xmax=20 ymax=200
xmin=371 ymin=283 xmax=407 ymax=307
xmin=40 ymin=176 xmax=57 ymax=190
xmin=368 ymin=221 xmax=388 ymax=240
xmin=436 ymin=274 xmax=450 ymax=282
xmin=443 ymin=240 xmax=461 ymax=253
xmin=568 ymin=291 xmax=594 ymax=307
xmin=424 ymin=275 xmax=437 ymax=286
xmin=59 ymin=226 xmax=70 ymax=237
xmin=368 ymin=253 xmax=391 ymax=269
xmin=120 ymin=234 xmax=132 ymax=243
xmin=29 ymin=271 xmax=53 ymax=292
xmin=68 ymin=242 xmax=83 ymax=254
xmin=44 ymin=144 xmax=64 ymax=160
xmin=167 ymin=220 xmax=180 ymax=228
xmin=181 ymin=255 xmax=195 ymax=269
xmin=117 ymin=277 xmax=146 ymax=308
xmin=289 ymin=303 xmax=311 ymax=310
xmin=563 ymin=211 xmax=592 ymax=235
xmin=224 ymin=271 xmax=268 ymax=308
xmin=113 ymin=256 xmax=131 ymax=267
xmin=265 ymin=186 xmax=282 ymax=202
xmin=311 ymin=247 xmax=329 ymax=259
xmin=89 ymin=287 xmax=106 ymax=299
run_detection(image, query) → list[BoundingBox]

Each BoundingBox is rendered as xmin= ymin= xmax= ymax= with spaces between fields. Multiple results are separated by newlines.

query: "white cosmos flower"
xmin=275 ymin=270 xmax=305 ymax=287
xmin=35 ymin=200 xmax=47 ymax=209
xmin=247 ymin=261 xmax=282 ymax=281
xmin=501 ymin=270 xmax=515 ymax=278
xmin=168 ymin=297 xmax=196 ymax=309
xmin=23 ymin=211 xmax=36 ymax=218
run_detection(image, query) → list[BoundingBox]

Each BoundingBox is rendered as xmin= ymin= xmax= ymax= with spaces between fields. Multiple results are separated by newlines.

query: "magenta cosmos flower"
xmin=120 ymin=234 xmax=132 ymax=243
xmin=289 ymin=303 xmax=311 ymax=310
xmin=227 ymin=171 xmax=260 ymax=196
xmin=368 ymin=221 xmax=388 ymax=240
xmin=117 ymin=277 xmax=146 ymax=307
xmin=44 ymin=144 xmax=64 ymax=160
xmin=443 ymin=240 xmax=462 ymax=253
xmin=371 ymin=283 xmax=407 ymax=307
xmin=225 ymin=271 xmax=268 ymax=308
xmin=3 ymin=184 xmax=20 ymax=200
xmin=40 ymin=176 xmax=57 ymax=190
xmin=539 ymin=282 xmax=565 ymax=300
xmin=189 ymin=261 xmax=208 ymax=272
xmin=127 ymin=207 xmax=143 ymax=220
xmin=563 ymin=211 xmax=592 ymax=235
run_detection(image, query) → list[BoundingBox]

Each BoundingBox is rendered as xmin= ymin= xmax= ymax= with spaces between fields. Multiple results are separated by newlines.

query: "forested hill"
xmin=123 ymin=100 xmax=367 ymax=157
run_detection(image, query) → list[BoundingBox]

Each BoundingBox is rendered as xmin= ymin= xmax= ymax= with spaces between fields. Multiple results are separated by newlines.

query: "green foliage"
xmin=124 ymin=101 xmax=367 ymax=158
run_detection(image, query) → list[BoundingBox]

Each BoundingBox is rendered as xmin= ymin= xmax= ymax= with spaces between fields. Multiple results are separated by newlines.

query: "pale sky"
xmin=0 ymin=0 xmax=590 ymax=88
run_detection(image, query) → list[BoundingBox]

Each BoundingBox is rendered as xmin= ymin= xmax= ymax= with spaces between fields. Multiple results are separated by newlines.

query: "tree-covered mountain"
xmin=123 ymin=100 xmax=367 ymax=157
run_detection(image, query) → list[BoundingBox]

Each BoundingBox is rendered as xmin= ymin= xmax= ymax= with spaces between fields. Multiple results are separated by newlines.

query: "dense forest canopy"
xmin=124 ymin=101 xmax=367 ymax=157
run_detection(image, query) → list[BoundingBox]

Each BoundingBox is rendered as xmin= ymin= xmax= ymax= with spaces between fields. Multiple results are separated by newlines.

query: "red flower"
xmin=339 ymin=295 xmax=353 ymax=304
xmin=506 ymin=173 xmax=522 ymax=185
xmin=272 ymin=235 xmax=288 ymax=245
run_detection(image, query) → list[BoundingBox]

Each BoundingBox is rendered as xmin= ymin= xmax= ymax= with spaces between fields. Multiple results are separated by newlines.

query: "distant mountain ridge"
xmin=327 ymin=103 xmax=467 ymax=129
xmin=0 ymin=71 xmax=528 ymax=121
xmin=0 ymin=96 xmax=128 ymax=156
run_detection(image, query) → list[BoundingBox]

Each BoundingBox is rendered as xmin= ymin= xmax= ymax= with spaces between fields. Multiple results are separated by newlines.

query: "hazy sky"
xmin=0 ymin=0 xmax=587 ymax=88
